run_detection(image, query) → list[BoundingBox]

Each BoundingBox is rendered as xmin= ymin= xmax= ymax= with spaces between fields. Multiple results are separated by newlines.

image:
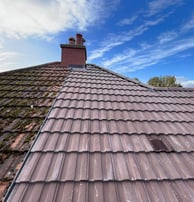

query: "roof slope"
xmin=4 ymin=64 xmax=194 ymax=201
xmin=0 ymin=62 xmax=69 ymax=198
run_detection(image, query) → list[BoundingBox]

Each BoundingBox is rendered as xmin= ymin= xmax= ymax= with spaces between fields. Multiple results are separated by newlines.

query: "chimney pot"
xmin=69 ymin=37 xmax=75 ymax=45
xmin=76 ymin=33 xmax=83 ymax=45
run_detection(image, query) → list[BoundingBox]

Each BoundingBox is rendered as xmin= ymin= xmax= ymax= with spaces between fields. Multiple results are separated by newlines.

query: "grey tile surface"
xmin=5 ymin=65 xmax=194 ymax=201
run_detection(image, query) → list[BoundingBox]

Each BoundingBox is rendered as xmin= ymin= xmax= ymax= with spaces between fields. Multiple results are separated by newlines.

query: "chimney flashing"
xmin=60 ymin=44 xmax=86 ymax=49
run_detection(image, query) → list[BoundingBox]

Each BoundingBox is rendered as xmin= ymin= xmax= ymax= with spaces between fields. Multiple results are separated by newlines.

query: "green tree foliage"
xmin=148 ymin=76 xmax=182 ymax=87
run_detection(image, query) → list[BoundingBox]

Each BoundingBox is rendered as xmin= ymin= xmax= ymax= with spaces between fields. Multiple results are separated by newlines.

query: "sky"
xmin=0 ymin=0 xmax=194 ymax=87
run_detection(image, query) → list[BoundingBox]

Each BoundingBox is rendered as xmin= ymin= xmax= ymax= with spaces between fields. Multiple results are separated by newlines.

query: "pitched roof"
xmin=0 ymin=62 xmax=69 ymax=198
xmin=4 ymin=64 xmax=194 ymax=201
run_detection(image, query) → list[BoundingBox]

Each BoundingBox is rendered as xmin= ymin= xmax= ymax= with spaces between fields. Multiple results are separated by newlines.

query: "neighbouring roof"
xmin=0 ymin=62 xmax=69 ymax=199
xmin=3 ymin=64 xmax=194 ymax=201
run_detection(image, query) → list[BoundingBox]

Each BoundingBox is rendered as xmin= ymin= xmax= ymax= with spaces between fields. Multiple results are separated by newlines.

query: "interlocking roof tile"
xmin=0 ymin=62 xmax=69 ymax=198
xmin=3 ymin=64 xmax=194 ymax=201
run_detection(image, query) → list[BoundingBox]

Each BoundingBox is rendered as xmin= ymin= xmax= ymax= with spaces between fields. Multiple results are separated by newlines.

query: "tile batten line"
xmin=38 ymin=130 xmax=194 ymax=136
xmin=13 ymin=178 xmax=194 ymax=184
xmin=28 ymin=150 xmax=194 ymax=154
xmin=59 ymin=91 xmax=194 ymax=99
xmin=44 ymin=117 xmax=194 ymax=123
xmin=36 ymin=131 xmax=194 ymax=137
xmin=55 ymin=97 xmax=194 ymax=105
xmin=51 ymin=106 xmax=194 ymax=113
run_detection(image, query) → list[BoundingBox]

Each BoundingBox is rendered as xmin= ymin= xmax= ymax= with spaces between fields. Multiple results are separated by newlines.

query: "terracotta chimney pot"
xmin=69 ymin=37 xmax=75 ymax=45
xmin=76 ymin=33 xmax=83 ymax=45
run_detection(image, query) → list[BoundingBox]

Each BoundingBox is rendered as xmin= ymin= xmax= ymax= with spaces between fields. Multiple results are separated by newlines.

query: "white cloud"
xmin=117 ymin=16 xmax=138 ymax=26
xmin=176 ymin=76 xmax=194 ymax=88
xmin=146 ymin=0 xmax=182 ymax=16
xmin=0 ymin=0 xmax=117 ymax=39
xmin=0 ymin=52 xmax=18 ymax=62
xmin=157 ymin=13 xmax=194 ymax=45
xmin=88 ymin=16 xmax=165 ymax=61
xmin=102 ymin=49 xmax=136 ymax=67
xmin=182 ymin=13 xmax=194 ymax=31
xmin=177 ymin=53 xmax=192 ymax=58
xmin=158 ymin=31 xmax=178 ymax=44
xmin=0 ymin=51 xmax=19 ymax=72
xmin=88 ymin=40 xmax=124 ymax=61
xmin=0 ymin=0 xmax=120 ymax=72
xmin=101 ymin=36 xmax=194 ymax=74
xmin=139 ymin=42 xmax=152 ymax=50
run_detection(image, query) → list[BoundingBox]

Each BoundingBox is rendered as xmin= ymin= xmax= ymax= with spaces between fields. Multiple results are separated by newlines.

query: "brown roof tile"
xmin=3 ymin=64 xmax=194 ymax=201
xmin=0 ymin=62 xmax=70 ymax=199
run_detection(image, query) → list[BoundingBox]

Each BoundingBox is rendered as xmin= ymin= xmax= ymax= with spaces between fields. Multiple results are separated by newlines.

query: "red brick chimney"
xmin=60 ymin=33 xmax=87 ymax=67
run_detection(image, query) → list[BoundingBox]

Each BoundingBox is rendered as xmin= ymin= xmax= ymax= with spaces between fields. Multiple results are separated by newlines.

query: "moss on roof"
xmin=0 ymin=62 xmax=69 ymax=199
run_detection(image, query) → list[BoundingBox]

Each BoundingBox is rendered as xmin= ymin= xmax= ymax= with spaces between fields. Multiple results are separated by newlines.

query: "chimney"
xmin=60 ymin=33 xmax=87 ymax=67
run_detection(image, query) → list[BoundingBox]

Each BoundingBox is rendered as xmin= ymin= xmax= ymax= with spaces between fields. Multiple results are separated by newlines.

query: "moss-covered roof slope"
xmin=0 ymin=62 xmax=69 ymax=198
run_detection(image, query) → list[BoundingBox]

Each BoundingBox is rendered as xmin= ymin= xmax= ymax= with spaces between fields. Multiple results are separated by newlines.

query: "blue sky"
xmin=1 ymin=0 xmax=194 ymax=87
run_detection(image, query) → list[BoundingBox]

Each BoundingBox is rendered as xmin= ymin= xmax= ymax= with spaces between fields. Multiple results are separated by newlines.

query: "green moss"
xmin=0 ymin=141 xmax=4 ymax=149
xmin=24 ymin=135 xmax=32 ymax=144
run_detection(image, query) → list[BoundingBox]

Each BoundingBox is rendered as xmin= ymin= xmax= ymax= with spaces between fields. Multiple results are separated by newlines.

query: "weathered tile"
xmin=4 ymin=64 xmax=194 ymax=202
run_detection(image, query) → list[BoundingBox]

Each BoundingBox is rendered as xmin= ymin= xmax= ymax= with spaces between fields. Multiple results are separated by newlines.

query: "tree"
xmin=148 ymin=76 xmax=182 ymax=87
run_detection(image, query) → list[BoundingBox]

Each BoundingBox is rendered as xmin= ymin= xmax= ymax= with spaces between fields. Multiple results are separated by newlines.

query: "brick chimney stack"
xmin=60 ymin=33 xmax=87 ymax=67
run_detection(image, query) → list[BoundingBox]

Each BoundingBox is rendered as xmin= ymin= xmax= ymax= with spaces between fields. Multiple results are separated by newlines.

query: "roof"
xmin=0 ymin=62 xmax=69 ymax=199
xmin=3 ymin=64 xmax=194 ymax=201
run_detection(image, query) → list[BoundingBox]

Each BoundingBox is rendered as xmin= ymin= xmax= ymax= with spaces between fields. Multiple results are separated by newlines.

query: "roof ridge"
xmin=0 ymin=61 xmax=60 ymax=74
xmin=89 ymin=64 xmax=150 ymax=89
xmin=89 ymin=64 xmax=194 ymax=91
xmin=153 ymin=86 xmax=194 ymax=91
xmin=3 ymin=62 xmax=194 ymax=91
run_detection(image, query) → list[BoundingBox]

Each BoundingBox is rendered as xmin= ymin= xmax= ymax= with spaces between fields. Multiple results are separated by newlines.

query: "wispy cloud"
xmin=102 ymin=49 xmax=136 ymax=66
xmin=158 ymin=31 xmax=178 ymax=44
xmin=0 ymin=52 xmax=18 ymax=62
xmin=158 ymin=11 xmax=194 ymax=41
xmin=88 ymin=16 xmax=166 ymax=61
xmin=102 ymin=36 xmax=194 ymax=73
xmin=0 ymin=51 xmax=19 ymax=72
xmin=182 ymin=13 xmax=194 ymax=31
xmin=157 ymin=12 xmax=194 ymax=44
xmin=117 ymin=16 xmax=138 ymax=26
xmin=0 ymin=0 xmax=118 ymax=39
xmin=146 ymin=0 xmax=183 ymax=16
xmin=88 ymin=40 xmax=124 ymax=61
xmin=99 ymin=9 xmax=194 ymax=74
xmin=0 ymin=0 xmax=120 ymax=71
